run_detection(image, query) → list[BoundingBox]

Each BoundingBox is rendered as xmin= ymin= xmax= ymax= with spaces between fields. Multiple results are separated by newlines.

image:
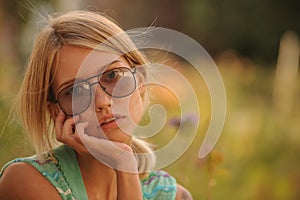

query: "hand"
xmin=54 ymin=110 xmax=89 ymax=155
xmin=54 ymin=110 xmax=138 ymax=173
xmin=78 ymin=132 xmax=138 ymax=173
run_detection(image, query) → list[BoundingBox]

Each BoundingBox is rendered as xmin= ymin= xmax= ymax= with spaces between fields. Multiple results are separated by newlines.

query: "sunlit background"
xmin=0 ymin=0 xmax=299 ymax=199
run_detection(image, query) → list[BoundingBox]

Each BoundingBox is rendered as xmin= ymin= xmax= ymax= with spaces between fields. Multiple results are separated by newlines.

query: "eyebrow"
xmin=56 ymin=59 xmax=125 ymax=93
xmin=57 ymin=78 xmax=76 ymax=93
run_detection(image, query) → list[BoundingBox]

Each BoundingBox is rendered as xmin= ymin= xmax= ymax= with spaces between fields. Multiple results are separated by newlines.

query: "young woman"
xmin=0 ymin=10 xmax=193 ymax=199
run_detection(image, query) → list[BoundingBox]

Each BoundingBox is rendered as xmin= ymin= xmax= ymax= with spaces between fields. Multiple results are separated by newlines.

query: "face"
xmin=51 ymin=45 xmax=145 ymax=144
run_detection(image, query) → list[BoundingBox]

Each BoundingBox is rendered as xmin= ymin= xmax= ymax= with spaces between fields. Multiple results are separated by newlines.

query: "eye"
xmin=101 ymin=69 xmax=120 ymax=83
xmin=64 ymin=82 xmax=90 ymax=96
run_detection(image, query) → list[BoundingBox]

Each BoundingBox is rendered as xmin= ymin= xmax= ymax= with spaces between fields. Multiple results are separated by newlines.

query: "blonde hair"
xmin=19 ymin=10 xmax=155 ymax=173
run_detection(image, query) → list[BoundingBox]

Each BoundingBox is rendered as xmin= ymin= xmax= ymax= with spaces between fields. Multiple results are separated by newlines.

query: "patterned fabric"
xmin=0 ymin=146 xmax=84 ymax=200
xmin=0 ymin=145 xmax=177 ymax=200
xmin=141 ymin=170 xmax=177 ymax=199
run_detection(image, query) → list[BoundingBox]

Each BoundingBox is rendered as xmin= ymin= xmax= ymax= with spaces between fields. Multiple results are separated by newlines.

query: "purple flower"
xmin=169 ymin=112 xmax=199 ymax=128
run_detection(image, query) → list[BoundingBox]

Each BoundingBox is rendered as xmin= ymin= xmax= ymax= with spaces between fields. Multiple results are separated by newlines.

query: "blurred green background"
xmin=0 ymin=0 xmax=299 ymax=199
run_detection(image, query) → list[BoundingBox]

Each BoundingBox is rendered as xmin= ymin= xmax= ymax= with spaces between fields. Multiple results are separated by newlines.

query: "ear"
xmin=47 ymin=102 xmax=59 ymax=120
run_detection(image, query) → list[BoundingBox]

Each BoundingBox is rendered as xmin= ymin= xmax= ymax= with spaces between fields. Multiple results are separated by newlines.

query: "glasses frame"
xmin=54 ymin=67 xmax=137 ymax=116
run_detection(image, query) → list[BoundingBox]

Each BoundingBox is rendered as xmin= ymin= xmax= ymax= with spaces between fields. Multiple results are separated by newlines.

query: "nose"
xmin=94 ymin=84 xmax=112 ymax=112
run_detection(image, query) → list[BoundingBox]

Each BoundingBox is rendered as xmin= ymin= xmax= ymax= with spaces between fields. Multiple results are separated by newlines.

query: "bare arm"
xmin=81 ymin=134 xmax=143 ymax=200
xmin=176 ymin=184 xmax=193 ymax=200
xmin=0 ymin=162 xmax=61 ymax=200
xmin=116 ymin=171 xmax=143 ymax=200
xmin=114 ymin=144 xmax=143 ymax=200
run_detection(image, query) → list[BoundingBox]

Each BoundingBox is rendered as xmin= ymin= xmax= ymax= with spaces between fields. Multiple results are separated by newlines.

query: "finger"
xmin=78 ymin=133 xmax=137 ymax=172
xmin=75 ymin=122 xmax=89 ymax=134
xmin=61 ymin=115 xmax=79 ymax=140
xmin=79 ymin=133 xmax=129 ymax=151
xmin=78 ymin=133 xmax=132 ymax=156
xmin=74 ymin=122 xmax=88 ymax=144
xmin=55 ymin=110 xmax=65 ymax=140
xmin=61 ymin=118 xmax=89 ymax=154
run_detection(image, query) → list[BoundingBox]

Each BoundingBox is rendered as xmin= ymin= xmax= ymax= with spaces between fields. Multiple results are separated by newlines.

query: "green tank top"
xmin=0 ymin=145 xmax=177 ymax=199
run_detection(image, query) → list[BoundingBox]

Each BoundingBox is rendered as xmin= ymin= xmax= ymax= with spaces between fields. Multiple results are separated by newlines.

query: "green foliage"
xmin=0 ymin=63 xmax=34 ymax=167
xmin=183 ymin=0 xmax=300 ymax=64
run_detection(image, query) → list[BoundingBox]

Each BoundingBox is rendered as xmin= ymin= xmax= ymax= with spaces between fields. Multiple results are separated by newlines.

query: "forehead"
xmin=53 ymin=45 xmax=129 ymax=92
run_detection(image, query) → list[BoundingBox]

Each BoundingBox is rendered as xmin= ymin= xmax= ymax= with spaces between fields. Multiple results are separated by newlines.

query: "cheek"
xmin=128 ymin=92 xmax=144 ymax=124
xmin=78 ymin=110 xmax=99 ymax=137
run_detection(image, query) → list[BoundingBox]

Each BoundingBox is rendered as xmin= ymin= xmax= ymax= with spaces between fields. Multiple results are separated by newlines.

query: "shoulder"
xmin=176 ymin=184 xmax=193 ymax=200
xmin=0 ymin=161 xmax=61 ymax=200
xmin=141 ymin=170 xmax=177 ymax=199
xmin=141 ymin=170 xmax=177 ymax=187
xmin=140 ymin=170 xmax=193 ymax=200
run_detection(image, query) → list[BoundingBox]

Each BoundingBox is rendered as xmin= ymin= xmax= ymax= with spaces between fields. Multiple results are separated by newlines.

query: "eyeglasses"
xmin=54 ymin=67 xmax=137 ymax=116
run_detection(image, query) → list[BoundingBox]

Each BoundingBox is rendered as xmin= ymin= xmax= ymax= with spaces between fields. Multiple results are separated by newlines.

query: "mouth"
xmin=99 ymin=115 xmax=125 ymax=128
xmin=101 ymin=116 xmax=116 ymax=125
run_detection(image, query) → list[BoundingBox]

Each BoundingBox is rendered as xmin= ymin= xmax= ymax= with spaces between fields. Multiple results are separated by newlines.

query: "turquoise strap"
xmin=54 ymin=145 xmax=88 ymax=200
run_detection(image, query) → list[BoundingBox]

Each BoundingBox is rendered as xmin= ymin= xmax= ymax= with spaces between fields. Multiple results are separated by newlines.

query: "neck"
xmin=76 ymin=152 xmax=117 ymax=200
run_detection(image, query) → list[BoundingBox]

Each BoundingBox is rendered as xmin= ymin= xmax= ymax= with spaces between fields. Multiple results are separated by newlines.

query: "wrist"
xmin=115 ymin=155 xmax=138 ymax=174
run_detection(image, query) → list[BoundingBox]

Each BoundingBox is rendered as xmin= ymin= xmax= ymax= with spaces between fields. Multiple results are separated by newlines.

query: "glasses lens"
xmin=58 ymin=82 xmax=91 ymax=115
xmin=99 ymin=67 xmax=136 ymax=97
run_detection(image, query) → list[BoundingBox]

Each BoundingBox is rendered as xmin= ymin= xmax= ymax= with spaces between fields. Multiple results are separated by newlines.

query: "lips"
xmin=101 ymin=116 xmax=116 ymax=125
xmin=98 ymin=114 xmax=125 ymax=127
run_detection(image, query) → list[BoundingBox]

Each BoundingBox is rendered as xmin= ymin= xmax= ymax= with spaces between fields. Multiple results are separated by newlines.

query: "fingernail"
xmin=73 ymin=115 xmax=80 ymax=121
